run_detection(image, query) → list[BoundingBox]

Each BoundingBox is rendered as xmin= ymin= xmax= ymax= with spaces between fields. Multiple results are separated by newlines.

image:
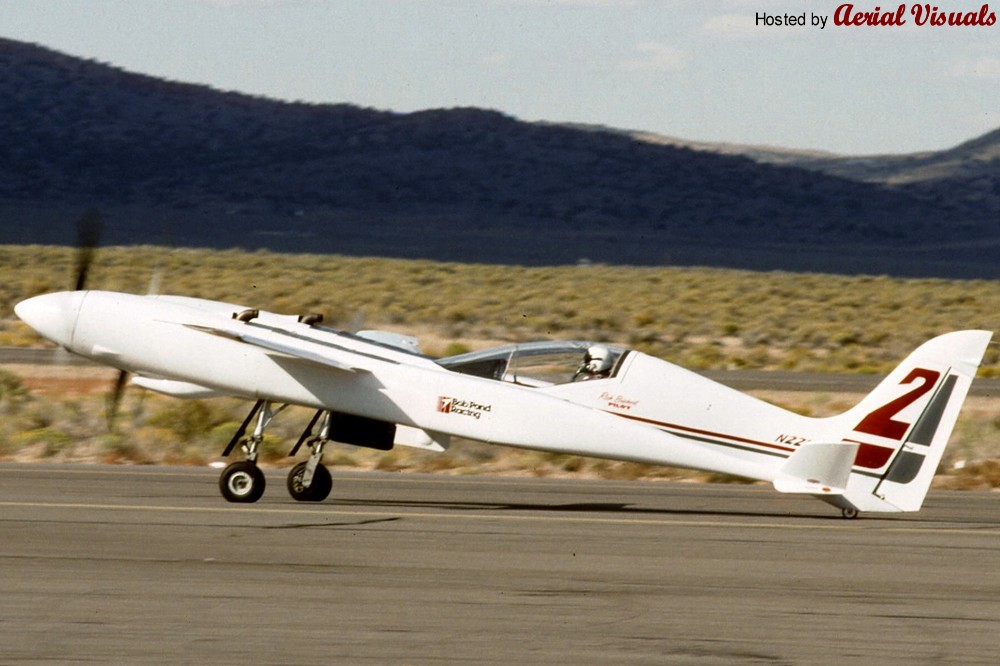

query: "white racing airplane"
xmin=15 ymin=289 xmax=992 ymax=518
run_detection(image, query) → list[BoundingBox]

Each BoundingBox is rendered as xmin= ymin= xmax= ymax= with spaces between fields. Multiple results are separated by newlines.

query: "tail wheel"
xmin=841 ymin=507 xmax=859 ymax=520
xmin=219 ymin=461 xmax=266 ymax=503
xmin=287 ymin=462 xmax=332 ymax=502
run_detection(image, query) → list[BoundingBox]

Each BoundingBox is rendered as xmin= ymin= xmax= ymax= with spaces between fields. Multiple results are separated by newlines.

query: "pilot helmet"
xmin=584 ymin=345 xmax=613 ymax=373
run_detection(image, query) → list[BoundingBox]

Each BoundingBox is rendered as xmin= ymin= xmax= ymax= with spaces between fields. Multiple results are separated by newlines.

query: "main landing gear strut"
xmin=285 ymin=409 xmax=333 ymax=502
xmin=217 ymin=401 xmax=333 ymax=504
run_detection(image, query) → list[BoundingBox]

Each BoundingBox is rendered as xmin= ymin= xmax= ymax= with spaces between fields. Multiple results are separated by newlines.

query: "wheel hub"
xmin=227 ymin=471 xmax=254 ymax=496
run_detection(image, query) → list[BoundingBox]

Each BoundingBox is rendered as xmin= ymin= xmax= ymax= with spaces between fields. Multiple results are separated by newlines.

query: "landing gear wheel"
xmin=287 ymin=461 xmax=332 ymax=502
xmin=309 ymin=464 xmax=332 ymax=501
xmin=841 ymin=507 xmax=859 ymax=520
xmin=219 ymin=461 xmax=266 ymax=503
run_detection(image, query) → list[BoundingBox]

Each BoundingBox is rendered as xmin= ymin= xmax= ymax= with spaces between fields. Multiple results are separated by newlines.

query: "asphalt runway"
xmin=1 ymin=464 xmax=998 ymax=665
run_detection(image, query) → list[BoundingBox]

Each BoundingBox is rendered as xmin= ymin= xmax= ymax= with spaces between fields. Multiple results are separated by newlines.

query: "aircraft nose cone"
xmin=14 ymin=291 xmax=86 ymax=348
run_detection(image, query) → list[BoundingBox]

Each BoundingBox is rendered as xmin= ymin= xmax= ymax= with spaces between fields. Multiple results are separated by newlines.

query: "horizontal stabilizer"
xmin=394 ymin=425 xmax=451 ymax=452
xmin=773 ymin=442 xmax=859 ymax=496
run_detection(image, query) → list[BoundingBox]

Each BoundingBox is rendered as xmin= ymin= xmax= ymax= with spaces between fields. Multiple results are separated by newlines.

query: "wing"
xmin=183 ymin=323 xmax=364 ymax=373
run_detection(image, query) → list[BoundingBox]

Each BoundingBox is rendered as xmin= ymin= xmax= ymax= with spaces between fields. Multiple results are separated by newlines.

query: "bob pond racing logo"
xmin=437 ymin=396 xmax=493 ymax=420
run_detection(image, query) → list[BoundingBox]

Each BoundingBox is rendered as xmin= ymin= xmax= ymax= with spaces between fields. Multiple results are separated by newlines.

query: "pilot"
xmin=575 ymin=345 xmax=613 ymax=381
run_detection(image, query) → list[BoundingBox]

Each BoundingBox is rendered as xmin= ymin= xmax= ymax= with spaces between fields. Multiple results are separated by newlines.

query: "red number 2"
xmin=855 ymin=368 xmax=941 ymax=441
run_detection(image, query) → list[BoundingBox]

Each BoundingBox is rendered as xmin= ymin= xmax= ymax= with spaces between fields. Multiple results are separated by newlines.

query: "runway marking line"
xmin=1 ymin=500 xmax=997 ymax=536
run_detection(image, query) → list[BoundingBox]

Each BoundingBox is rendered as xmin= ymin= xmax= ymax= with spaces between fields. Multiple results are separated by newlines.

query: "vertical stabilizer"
xmin=831 ymin=330 xmax=992 ymax=512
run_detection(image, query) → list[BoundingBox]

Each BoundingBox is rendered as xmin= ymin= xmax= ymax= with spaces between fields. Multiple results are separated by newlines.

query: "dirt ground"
xmin=6 ymin=364 xmax=120 ymax=396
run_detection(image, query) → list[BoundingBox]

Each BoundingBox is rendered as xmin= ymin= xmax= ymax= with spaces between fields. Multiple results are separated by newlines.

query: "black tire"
xmin=287 ymin=461 xmax=332 ymax=502
xmin=309 ymin=463 xmax=332 ymax=501
xmin=219 ymin=461 xmax=266 ymax=503
xmin=841 ymin=507 xmax=859 ymax=520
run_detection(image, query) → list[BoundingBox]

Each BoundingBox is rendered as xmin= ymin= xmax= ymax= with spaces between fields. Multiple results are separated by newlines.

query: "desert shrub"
xmin=442 ymin=342 xmax=471 ymax=356
xmin=12 ymin=427 xmax=74 ymax=456
xmin=325 ymin=450 xmax=360 ymax=468
xmin=375 ymin=451 xmax=404 ymax=471
xmin=0 ymin=369 xmax=30 ymax=414
xmin=145 ymin=400 xmax=228 ymax=443
xmin=936 ymin=460 xmax=1000 ymax=490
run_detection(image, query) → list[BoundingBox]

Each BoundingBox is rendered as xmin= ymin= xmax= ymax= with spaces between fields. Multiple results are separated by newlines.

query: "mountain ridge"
xmin=1 ymin=38 xmax=997 ymax=278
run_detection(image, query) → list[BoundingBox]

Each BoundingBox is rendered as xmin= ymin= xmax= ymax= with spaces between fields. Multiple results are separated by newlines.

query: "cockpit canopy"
xmin=438 ymin=341 xmax=628 ymax=387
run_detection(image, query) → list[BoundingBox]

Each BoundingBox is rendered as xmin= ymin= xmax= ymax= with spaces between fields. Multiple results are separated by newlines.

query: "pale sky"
xmin=3 ymin=0 xmax=998 ymax=154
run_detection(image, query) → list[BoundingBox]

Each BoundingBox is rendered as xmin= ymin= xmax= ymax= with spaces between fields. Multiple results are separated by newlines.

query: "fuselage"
xmin=16 ymin=290 xmax=797 ymax=482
